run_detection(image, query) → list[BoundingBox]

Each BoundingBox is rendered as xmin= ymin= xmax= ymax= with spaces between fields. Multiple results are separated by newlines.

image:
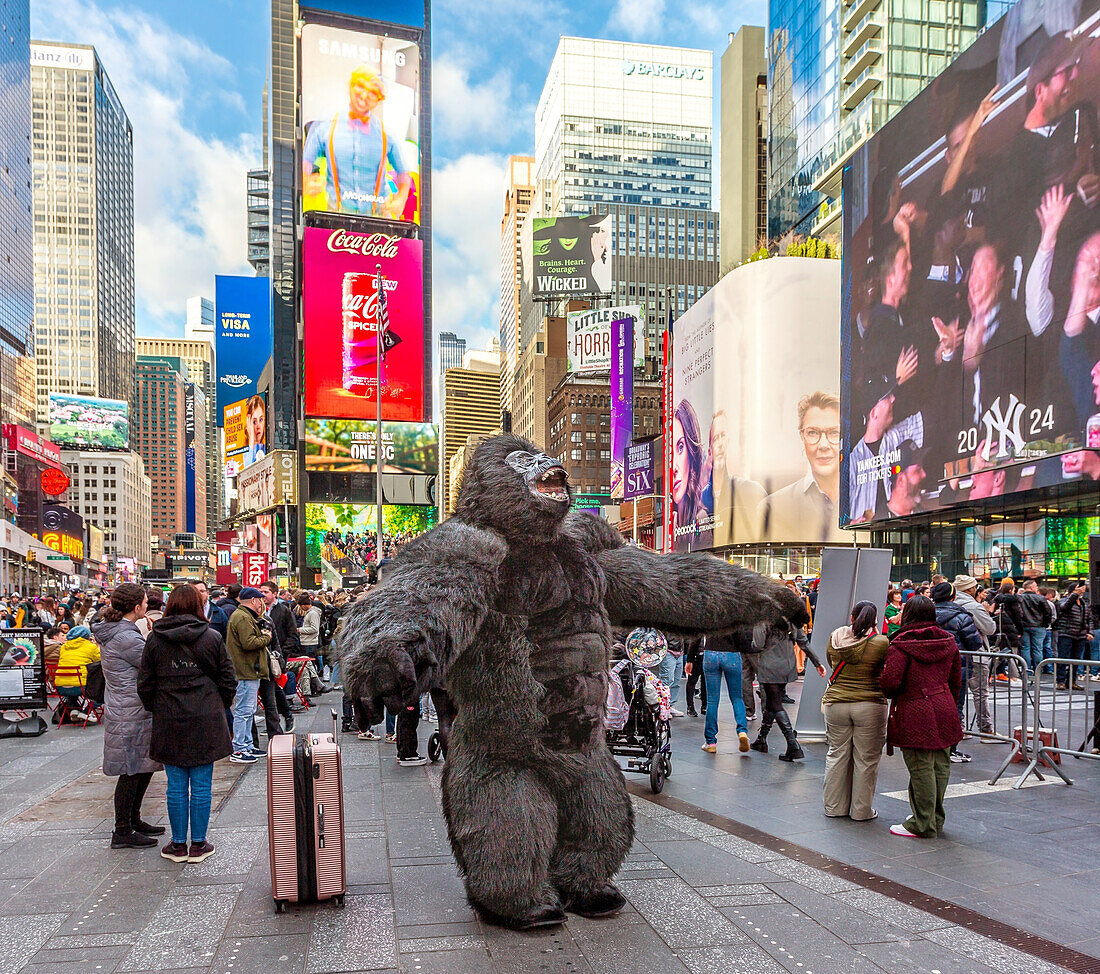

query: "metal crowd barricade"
xmin=958 ymin=650 xmax=1037 ymax=785
xmin=1014 ymin=656 xmax=1100 ymax=788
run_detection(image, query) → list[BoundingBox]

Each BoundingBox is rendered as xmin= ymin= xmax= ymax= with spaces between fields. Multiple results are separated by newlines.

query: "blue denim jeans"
xmin=1056 ymin=636 xmax=1090 ymax=685
xmin=658 ymin=652 xmax=684 ymax=707
xmin=232 ymin=679 xmax=261 ymax=753
xmin=164 ymin=763 xmax=213 ymax=845
xmin=1020 ymin=628 xmax=1047 ymax=672
xmin=702 ymin=650 xmax=748 ymax=745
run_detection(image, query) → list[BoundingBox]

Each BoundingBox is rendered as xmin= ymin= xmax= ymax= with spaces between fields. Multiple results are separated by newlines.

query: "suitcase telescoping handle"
xmin=330 ymin=707 xmax=339 ymax=746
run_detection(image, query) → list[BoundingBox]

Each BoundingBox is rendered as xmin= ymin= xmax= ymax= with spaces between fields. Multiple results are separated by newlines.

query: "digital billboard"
xmin=48 ymin=395 xmax=129 ymax=451
xmin=842 ymin=8 xmax=1100 ymax=526
xmin=301 ymin=23 xmax=420 ymax=224
xmin=223 ymin=394 xmax=266 ymax=476
xmin=304 ymin=501 xmax=436 ymax=569
xmin=672 ymin=258 xmax=843 ymax=551
xmin=525 ymin=215 xmax=612 ymax=297
xmin=41 ymin=504 xmax=85 ymax=562
xmin=566 ymin=306 xmax=645 ymax=373
xmin=302 ymin=227 xmax=425 ymax=421
xmin=215 ymin=275 xmax=272 ymax=417
xmin=304 ymin=419 xmax=436 ymax=475
xmin=963 ymin=520 xmax=1047 ymax=581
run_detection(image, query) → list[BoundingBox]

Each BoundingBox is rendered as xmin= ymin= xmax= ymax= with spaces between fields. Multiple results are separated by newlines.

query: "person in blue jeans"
xmin=698 ymin=631 xmax=750 ymax=754
xmin=138 ymin=583 xmax=238 ymax=864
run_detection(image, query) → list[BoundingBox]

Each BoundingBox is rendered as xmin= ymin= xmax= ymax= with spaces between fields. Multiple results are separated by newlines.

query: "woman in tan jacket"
xmin=822 ymin=600 xmax=889 ymax=821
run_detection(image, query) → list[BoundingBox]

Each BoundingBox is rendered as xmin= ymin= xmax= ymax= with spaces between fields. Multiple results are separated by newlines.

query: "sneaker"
xmin=701 ymin=743 xmax=717 ymax=753
xmin=1074 ymin=681 xmax=1087 ymax=691
xmin=782 ymin=694 xmax=795 ymax=704
xmin=738 ymin=732 xmax=751 ymax=753
xmin=187 ymin=841 xmax=215 ymax=863
xmin=995 ymin=674 xmax=1010 ymax=683
xmin=160 ymin=841 xmax=189 ymax=862
xmin=229 ymin=751 xmax=258 ymax=764
xmin=398 ymin=754 xmax=429 ymax=766
xmin=669 ymin=707 xmax=685 ymax=717
xmin=384 ymin=733 xmax=397 ymax=743
xmin=949 ymin=751 xmax=972 ymax=763
xmin=248 ymin=747 xmax=267 ymax=758
xmin=1090 ymin=675 xmax=1100 ymax=683
xmin=890 ymin=823 xmax=921 ymax=838
xmin=132 ymin=820 xmax=166 ymax=836
xmin=1056 ymin=683 xmax=1070 ymax=691
xmin=110 ymin=829 xmax=157 ymax=849
xmin=283 ymin=714 xmax=294 ymax=733
xmin=358 ymin=729 xmax=381 ymax=740
xmin=69 ymin=709 xmax=88 ymax=721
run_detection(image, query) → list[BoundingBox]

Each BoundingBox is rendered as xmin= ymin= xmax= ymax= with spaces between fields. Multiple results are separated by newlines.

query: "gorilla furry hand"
xmin=340 ymin=434 xmax=808 ymax=930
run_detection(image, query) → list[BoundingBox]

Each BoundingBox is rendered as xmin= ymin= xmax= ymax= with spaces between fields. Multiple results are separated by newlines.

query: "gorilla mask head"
xmin=455 ymin=434 xmax=572 ymax=541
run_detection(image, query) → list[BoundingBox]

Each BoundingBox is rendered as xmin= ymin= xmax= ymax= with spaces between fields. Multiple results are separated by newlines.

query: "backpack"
xmin=319 ymin=606 xmax=339 ymax=647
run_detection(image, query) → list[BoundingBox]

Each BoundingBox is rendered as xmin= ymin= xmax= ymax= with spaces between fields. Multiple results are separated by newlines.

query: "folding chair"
xmin=285 ymin=658 xmax=314 ymax=710
xmin=52 ymin=666 xmax=101 ymax=727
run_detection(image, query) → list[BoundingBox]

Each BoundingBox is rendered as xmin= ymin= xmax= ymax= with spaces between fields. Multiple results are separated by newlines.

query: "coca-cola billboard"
xmin=303 ymin=226 xmax=425 ymax=422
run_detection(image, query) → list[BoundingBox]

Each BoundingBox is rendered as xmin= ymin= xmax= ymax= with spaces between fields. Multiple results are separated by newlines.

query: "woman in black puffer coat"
xmin=138 ymin=584 xmax=238 ymax=864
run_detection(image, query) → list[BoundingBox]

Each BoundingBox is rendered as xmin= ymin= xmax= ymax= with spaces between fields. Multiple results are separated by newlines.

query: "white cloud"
xmin=431 ymin=152 xmax=508 ymax=387
xmin=608 ymin=0 xmax=667 ymax=39
xmin=433 ymin=55 xmax=532 ymax=150
xmin=32 ymin=0 xmax=258 ymax=337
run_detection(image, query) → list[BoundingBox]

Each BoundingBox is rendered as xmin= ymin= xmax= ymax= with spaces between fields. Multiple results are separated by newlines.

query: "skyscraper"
xmin=535 ymin=38 xmax=713 ymax=214
xmin=135 ymin=354 xmax=188 ymax=544
xmin=246 ymin=169 xmax=270 ymax=276
xmin=440 ymin=349 xmax=500 ymax=517
xmin=0 ymin=1 xmax=34 ymax=430
xmin=137 ymin=336 xmax=220 ymax=537
xmin=720 ymin=26 xmax=768 ymax=269
xmin=437 ymin=331 xmax=466 ymax=404
xmin=767 ymin=0 xmax=1007 ymax=242
xmin=185 ymin=296 xmax=215 ymax=342
xmin=499 ymin=156 xmax=535 ymax=419
xmin=30 ymin=41 xmax=134 ymax=426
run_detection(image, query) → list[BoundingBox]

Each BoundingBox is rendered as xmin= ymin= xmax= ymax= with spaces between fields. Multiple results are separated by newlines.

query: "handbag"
xmin=267 ymin=648 xmax=283 ymax=679
xmin=83 ymin=661 xmax=105 ymax=705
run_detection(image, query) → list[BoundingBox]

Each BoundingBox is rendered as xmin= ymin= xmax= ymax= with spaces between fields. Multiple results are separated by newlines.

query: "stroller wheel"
xmin=662 ymin=754 xmax=672 ymax=778
xmin=649 ymin=753 xmax=665 ymax=793
xmin=427 ymin=732 xmax=443 ymax=763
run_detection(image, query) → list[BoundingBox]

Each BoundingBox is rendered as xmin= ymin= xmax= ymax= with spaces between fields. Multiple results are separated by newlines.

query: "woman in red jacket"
xmin=880 ymin=595 xmax=963 ymax=838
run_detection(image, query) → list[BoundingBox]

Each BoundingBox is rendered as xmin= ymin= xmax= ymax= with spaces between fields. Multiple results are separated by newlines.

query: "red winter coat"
xmin=880 ymin=623 xmax=963 ymax=751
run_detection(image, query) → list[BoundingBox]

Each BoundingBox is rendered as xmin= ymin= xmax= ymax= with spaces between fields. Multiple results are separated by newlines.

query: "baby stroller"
xmin=605 ymin=628 xmax=673 ymax=793
xmin=426 ymin=686 xmax=455 ymax=763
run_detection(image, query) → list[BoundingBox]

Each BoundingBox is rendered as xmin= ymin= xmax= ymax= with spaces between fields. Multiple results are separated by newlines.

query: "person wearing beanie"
xmin=951 ymin=575 xmax=995 ymax=735
xmin=931 ymin=582 xmax=983 ymax=763
xmin=225 ymin=588 xmax=272 ymax=764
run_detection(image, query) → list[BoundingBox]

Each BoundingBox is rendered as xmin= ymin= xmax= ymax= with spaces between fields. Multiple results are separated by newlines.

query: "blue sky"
xmin=30 ymin=0 xmax=764 ymax=353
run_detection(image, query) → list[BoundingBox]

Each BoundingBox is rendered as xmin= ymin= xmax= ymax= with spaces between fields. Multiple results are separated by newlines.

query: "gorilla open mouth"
xmin=535 ymin=466 xmax=569 ymax=503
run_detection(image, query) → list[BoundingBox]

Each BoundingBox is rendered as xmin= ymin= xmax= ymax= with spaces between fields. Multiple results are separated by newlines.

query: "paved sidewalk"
xmin=0 ymin=697 xmax=1092 ymax=974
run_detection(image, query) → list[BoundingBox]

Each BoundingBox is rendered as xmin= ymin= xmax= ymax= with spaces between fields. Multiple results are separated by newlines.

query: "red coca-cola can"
xmin=342 ymin=272 xmax=379 ymax=395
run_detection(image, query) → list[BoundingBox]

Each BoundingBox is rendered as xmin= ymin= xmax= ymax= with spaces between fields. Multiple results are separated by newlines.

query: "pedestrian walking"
xmin=822 ymin=601 xmax=888 ymax=821
xmin=682 ymin=637 xmax=706 ymax=717
xmin=952 ymin=574 xmax=995 ymax=734
xmin=749 ymin=623 xmax=825 ymax=761
xmin=699 ymin=631 xmax=749 ymax=754
xmin=225 ymin=587 xmax=273 ymax=764
xmin=1054 ymin=580 xmax=1093 ymax=690
xmin=881 ymin=595 xmax=963 ymax=839
xmin=93 ymin=583 xmax=164 ymax=850
xmin=138 ymin=583 xmax=238 ymax=863
xmin=930 ymin=582 xmax=984 ymax=763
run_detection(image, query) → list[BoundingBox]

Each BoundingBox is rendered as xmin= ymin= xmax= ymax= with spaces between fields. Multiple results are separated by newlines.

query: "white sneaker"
xmin=357 ymin=730 xmax=380 ymax=741
xmin=84 ymin=713 xmax=99 ymax=725
xmin=890 ymin=823 xmax=921 ymax=838
xmin=398 ymin=754 xmax=429 ymax=767
xmin=1090 ymin=675 xmax=1100 ymax=683
xmin=669 ymin=707 xmax=685 ymax=717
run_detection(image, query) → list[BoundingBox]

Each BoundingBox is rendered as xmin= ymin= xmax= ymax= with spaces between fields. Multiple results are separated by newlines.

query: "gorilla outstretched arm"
xmin=339 ymin=520 xmax=507 ymax=715
xmin=564 ymin=513 xmax=809 ymax=635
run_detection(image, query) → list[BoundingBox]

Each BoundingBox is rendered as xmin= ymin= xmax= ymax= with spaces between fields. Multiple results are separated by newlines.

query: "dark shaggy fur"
xmin=340 ymin=433 xmax=808 ymax=928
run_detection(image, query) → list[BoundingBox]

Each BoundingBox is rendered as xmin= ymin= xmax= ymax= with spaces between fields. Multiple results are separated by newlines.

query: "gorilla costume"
xmin=341 ymin=434 xmax=808 ymax=930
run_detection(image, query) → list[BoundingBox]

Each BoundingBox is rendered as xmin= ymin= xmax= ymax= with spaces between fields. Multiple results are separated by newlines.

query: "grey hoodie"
xmin=955 ymin=589 xmax=995 ymax=642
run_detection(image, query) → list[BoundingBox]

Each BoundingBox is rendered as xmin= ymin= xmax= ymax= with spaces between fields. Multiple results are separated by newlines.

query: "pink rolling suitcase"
xmin=268 ymin=709 xmax=346 ymax=911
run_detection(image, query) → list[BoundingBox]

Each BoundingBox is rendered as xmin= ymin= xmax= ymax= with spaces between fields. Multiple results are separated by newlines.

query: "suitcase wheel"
xmin=334 ymin=894 xmax=346 ymax=908
xmin=274 ymin=899 xmax=286 ymax=914
xmin=427 ymin=732 xmax=442 ymax=763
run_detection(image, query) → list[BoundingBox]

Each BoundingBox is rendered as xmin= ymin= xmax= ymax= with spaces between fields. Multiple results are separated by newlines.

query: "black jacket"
xmin=933 ymin=601 xmax=983 ymax=655
xmin=268 ymin=601 xmax=300 ymax=659
xmin=992 ymin=592 xmax=1025 ymax=638
xmin=1055 ymin=593 xmax=1092 ymax=638
xmin=1018 ymin=591 xmax=1054 ymax=629
xmin=137 ymin=614 xmax=238 ymax=767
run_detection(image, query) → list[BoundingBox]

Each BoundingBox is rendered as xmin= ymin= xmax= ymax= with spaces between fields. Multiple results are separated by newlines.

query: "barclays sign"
xmin=622 ymin=60 xmax=705 ymax=81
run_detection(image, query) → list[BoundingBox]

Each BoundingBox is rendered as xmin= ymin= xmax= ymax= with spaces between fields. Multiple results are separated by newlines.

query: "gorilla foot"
xmin=471 ymin=897 xmax=568 ymax=931
xmin=563 ymin=882 xmax=626 ymax=919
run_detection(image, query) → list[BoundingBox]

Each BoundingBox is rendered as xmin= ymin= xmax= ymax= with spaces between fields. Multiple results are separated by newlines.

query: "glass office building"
xmin=535 ymin=37 xmax=713 ymax=215
xmin=767 ymin=0 xmax=1011 ymax=241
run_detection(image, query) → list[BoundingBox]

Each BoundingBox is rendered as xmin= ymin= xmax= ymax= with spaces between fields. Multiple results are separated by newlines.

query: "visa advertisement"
xmin=301 ymin=23 xmax=421 ymax=224
xmin=842 ymin=5 xmax=1100 ymax=525
xmin=215 ymin=275 xmax=272 ymax=417
xmin=48 ymin=395 xmax=129 ymax=451
xmin=302 ymin=227 xmax=425 ymax=422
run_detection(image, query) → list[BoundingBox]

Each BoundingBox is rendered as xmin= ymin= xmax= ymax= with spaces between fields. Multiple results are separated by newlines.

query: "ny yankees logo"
xmin=980 ymin=395 xmax=1026 ymax=462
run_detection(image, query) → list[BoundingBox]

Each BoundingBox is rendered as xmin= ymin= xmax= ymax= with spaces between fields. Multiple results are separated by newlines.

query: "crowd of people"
xmin=319 ymin=529 xmax=415 ymax=574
